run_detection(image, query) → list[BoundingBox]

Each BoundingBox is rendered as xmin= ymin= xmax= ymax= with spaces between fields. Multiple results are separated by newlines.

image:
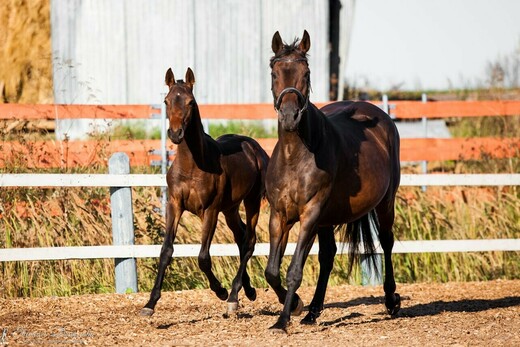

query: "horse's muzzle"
xmin=275 ymin=87 xmax=308 ymax=132
xmin=168 ymin=127 xmax=184 ymax=144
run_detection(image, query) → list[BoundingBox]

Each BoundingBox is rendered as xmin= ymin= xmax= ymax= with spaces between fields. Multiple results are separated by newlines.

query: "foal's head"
xmin=164 ymin=67 xmax=197 ymax=144
xmin=270 ymin=30 xmax=311 ymax=131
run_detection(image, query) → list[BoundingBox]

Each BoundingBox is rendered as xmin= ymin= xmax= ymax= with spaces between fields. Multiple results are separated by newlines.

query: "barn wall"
xmin=50 ymin=0 xmax=353 ymax=138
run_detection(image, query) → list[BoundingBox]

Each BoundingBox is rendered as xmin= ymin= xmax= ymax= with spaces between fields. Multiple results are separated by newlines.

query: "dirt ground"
xmin=1 ymin=280 xmax=519 ymax=346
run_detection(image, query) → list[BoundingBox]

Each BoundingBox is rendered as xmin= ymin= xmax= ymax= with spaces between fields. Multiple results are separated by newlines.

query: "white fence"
xmin=2 ymin=173 xmax=520 ymax=188
xmin=1 ymin=171 xmax=519 ymax=260
xmin=1 ymin=169 xmax=519 ymax=291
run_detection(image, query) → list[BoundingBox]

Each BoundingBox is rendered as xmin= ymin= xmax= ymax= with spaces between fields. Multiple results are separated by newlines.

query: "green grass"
xmin=105 ymin=121 xmax=161 ymax=140
xmin=447 ymin=115 xmax=520 ymax=138
xmin=97 ymin=120 xmax=276 ymax=141
xmin=209 ymin=120 xmax=276 ymax=139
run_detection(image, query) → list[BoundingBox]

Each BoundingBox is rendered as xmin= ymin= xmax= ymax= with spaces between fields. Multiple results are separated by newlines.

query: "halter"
xmin=271 ymin=57 xmax=310 ymax=116
xmin=274 ymin=87 xmax=309 ymax=114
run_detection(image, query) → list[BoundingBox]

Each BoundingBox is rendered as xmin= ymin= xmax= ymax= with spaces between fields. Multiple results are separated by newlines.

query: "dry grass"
xmin=1 ymin=171 xmax=518 ymax=298
xmin=0 ymin=0 xmax=53 ymax=103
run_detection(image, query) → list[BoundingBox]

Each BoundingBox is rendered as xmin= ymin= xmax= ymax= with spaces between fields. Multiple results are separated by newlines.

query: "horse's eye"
xmin=271 ymin=73 xmax=277 ymax=80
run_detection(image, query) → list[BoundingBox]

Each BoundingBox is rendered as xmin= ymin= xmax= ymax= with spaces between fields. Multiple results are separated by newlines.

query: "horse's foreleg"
xmin=140 ymin=201 xmax=181 ymax=316
xmin=271 ymin=204 xmax=320 ymax=331
xmin=199 ymin=209 xmax=228 ymax=301
xmin=265 ymin=210 xmax=292 ymax=307
xmin=377 ymin=202 xmax=401 ymax=316
xmin=270 ymin=213 xmax=318 ymax=332
xmin=301 ymin=226 xmax=336 ymax=324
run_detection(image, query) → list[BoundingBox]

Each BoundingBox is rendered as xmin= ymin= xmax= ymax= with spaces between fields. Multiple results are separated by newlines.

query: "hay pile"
xmin=0 ymin=0 xmax=53 ymax=103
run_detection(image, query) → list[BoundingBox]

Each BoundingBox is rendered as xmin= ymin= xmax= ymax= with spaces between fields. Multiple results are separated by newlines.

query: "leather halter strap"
xmin=274 ymin=87 xmax=309 ymax=113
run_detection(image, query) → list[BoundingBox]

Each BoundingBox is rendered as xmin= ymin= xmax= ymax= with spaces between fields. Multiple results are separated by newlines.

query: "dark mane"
xmin=269 ymin=38 xmax=308 ymax=67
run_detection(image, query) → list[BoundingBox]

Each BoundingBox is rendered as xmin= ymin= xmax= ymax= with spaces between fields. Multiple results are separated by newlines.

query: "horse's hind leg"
xmin=199 ymin=209 xmax=228 ymax=301
xmin=376 ymin=197 xmax=401 ymax=315
xmin=140 ymin=201 xmax=181 ymax=316
xmin=301 ymin=226 xmax=336 ymax=324
xmin=240 ymin=194 xmax=262 ymax=301
xmin=224 ymin=202 xmax=258 ymax=315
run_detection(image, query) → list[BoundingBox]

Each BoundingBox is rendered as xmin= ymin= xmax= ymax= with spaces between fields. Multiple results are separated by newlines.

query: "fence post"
xmin=421 ymin=93 xmax=428 ymax=191
xmin=109 ymin=152 xmax=138 ymax=294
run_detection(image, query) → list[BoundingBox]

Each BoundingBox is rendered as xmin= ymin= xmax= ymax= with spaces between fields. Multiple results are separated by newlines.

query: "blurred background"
xmin=2 ymin=0 xmax=520 ymax=106
xmin=3 ymin=0 xmax=520 ymax=140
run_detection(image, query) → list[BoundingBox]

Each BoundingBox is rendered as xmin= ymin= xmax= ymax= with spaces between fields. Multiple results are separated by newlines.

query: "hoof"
xmin=269 ymin=319 xmax=289 ymax=333
xmin=386 ymin=293 xmax=401 ymax=316
xmin=224 ymin=301 xmax=239 ymax=318
xmin=139 ymin=307 xmax=154 ymax=317
xmin=291 ymin=297 xmax=304 ymax=316
xmin=301 ymin=311 xmax=318 ymax=325
xmin=216 ymin=288 xmax=229 ymax=301
xmin=245 ymin=287 xmax=257 ymax=301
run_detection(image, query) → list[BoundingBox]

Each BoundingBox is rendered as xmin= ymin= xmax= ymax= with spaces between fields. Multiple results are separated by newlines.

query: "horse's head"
xmin=164 ymin=67 xmax=196 ymax=144
xmin=270 ymin=30 xmax=311 ymax=132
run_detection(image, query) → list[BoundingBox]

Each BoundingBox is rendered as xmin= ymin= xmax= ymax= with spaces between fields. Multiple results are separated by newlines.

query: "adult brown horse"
xmin=264 ymin=31 xmax=401 ymax=332
xmin=140 ymin=68 xmax=269 ymax=317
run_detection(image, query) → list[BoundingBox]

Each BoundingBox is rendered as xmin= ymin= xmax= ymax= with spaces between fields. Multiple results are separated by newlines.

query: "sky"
xmin=345 ymin=0 xmax=520 ymax=91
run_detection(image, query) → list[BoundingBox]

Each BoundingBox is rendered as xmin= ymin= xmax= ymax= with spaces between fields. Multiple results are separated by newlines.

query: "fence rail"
xmin=1 ymin=239 xmax=519 ymax=262
xmin=2 ymin=173 xmax=520 ymax=187
xmin=2 ymin=98 xmax=520 ymax=290
xmin=2 ymin=100 xmax=520 ymax=120
xmin=1 ymin=170 xmax=519 ymax=291
xmin=1 ymin=137 xmax=519 ymax=169
xmin=2 ymin=100 xmax=519 ymax=169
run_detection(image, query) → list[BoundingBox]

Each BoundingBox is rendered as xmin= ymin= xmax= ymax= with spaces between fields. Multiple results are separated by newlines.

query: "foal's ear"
xmin=299 ymin=30 xmax=311 ymax=53
xmin=165 ymin=68 xmax=175 ymax=88
xmin=185 ymin=67 xmax=195 ymax=89
xmin=272 ymin=31 xmax=284 ymax=54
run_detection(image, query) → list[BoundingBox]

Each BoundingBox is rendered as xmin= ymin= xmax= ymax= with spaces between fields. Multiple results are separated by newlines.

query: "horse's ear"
xmin=185 ymin=67 xmax=195 ymax=89
xmin=272 ymin=31 xmax=283 ymax=54
xmin=165 ymin=68 xmax=175 ymax=88
xmin=299 ymin=30 xmax=311 ymax=53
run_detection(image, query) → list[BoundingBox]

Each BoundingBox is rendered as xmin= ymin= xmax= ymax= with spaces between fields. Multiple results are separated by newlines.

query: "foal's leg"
xmin=226 ymin=197 xmax=260 ymax=314
xmin=376 ymin=199 xmax=401 ymax=315
xmin=271 ymin=215 xmax=319 ymax=331
xmin=264 ymin=210 xmax=302 ymax=314
xmin=301 ymin=226 xmax=336 ymax=324
xmin=199 ymin=209 xmax=228 ymax=300
xmin=140 ymin=201 xmax=181 ymax=316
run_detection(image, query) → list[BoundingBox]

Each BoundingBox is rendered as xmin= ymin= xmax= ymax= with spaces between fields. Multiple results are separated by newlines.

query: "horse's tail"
xmin=339 ymin=209 xmax=381 ymax=278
